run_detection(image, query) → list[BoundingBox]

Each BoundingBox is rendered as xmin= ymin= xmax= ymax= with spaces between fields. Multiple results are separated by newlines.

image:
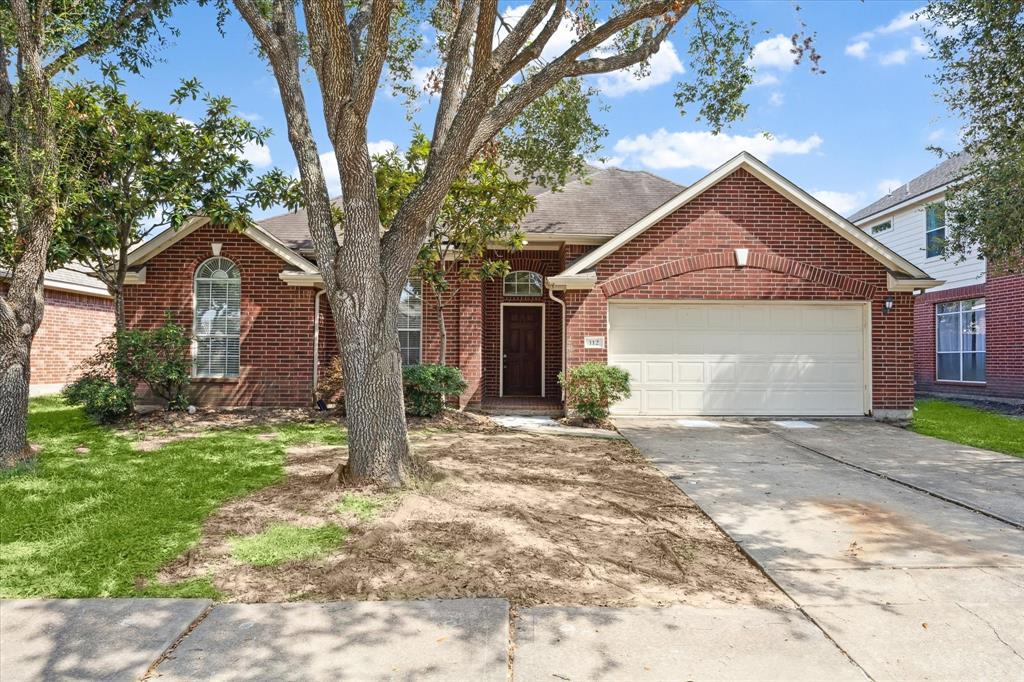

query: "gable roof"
xmin=558 ymin=152 xmax=934 ymax=283
xmin=1 ymin=263 xmax=110 ymax=298
xmin=520 ymin=168 xmax=683 ymax=238
xmin=849 ymin=152 xmax=972 ymax=223
xmin=125 ymin=216 xmax=320 ymax=274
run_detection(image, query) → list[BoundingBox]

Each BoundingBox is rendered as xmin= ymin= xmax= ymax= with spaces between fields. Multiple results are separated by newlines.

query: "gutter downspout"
xmin=547 ymin=287 xmax=566 ymax=401
xmin=312 ymin=289 xmax=326 ymax=400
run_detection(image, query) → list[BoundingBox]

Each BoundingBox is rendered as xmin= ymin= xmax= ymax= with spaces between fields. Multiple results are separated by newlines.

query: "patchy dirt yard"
xmin=155 ymin=416 xmax=783 ymax=608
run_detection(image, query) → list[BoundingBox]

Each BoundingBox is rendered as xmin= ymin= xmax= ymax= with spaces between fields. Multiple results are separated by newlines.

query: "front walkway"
xmin=617 ymin=418 xmax=1024 ymax=680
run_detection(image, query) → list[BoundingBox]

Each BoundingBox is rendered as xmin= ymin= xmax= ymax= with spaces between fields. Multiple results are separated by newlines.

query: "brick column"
xmin=458 ymin=274 xmax=483 ymax=408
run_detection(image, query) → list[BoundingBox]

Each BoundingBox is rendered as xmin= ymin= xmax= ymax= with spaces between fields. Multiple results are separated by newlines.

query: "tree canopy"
xmin=919 ymin=0 xmax=1024 ymax=269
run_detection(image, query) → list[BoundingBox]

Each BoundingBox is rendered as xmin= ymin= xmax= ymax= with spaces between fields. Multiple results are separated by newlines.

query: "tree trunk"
xmin=334 ymin=282 xmax=412 ymax=486
xmin=0 ymin=311 xmax=35 ymax=466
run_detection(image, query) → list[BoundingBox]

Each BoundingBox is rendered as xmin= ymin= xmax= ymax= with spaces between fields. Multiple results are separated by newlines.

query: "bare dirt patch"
xmin=157 ymin=425 xmax=784 ymax=607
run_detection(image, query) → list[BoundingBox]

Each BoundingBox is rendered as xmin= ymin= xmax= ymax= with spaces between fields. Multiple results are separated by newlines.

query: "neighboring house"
xmin=123 ymin=153 xmax=937 ymax=419
xmin=1 ymin=265 xmax=115 ymax=395
xmin=851 ymin=154 xmax=1023 ymax=401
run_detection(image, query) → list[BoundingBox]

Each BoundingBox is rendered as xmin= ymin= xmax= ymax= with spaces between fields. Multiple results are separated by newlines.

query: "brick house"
xmin=851 ymin=154 xmax=1023 ymax=402
xmin=124 ymin=153 xmax=938 ymax=419
xmin=2 ymin=266 xmax=115 ymax=395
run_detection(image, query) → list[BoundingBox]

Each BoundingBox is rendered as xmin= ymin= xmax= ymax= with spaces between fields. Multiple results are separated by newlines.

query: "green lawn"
xmin=911 ymin=399 xmax=1024 ymax=458
xmin=0 ymin=398 xmax=346 ymax=598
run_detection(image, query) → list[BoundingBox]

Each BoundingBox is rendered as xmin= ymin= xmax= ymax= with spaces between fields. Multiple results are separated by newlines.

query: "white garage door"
xmin=608 ymin=303 xmax=868 ymax=416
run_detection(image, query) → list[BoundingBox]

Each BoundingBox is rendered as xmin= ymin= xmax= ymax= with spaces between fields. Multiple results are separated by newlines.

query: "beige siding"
xmin=861 ymin=195 xmax=985 ymax=293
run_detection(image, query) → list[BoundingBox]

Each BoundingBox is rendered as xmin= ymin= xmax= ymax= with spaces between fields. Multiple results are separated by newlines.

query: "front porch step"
xmin=476 ymin=401 xmax=565 ymax=418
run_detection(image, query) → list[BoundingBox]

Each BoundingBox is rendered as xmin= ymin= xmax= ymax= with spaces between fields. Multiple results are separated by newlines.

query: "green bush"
xmin=402 ymin=364 xmax=468 ymax=417
xmin=558 ymin=363 xmax=632 ymax=421
xmin=113 ymin=315 xmax=191 ymax=409
xmin=62 ymin=376 xmax=136 ymax=423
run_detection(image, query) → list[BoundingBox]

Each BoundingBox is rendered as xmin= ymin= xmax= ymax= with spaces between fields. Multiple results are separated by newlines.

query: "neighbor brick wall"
xmin=913 ymin=269 xmax=1024 ymax=400
xmin=124 ymin=223 xmax=318 ymax=407
xmin=563 ymin=168 xmax=916 ymax=413
xmin=0 ymin=282 xmax=115 ymax=387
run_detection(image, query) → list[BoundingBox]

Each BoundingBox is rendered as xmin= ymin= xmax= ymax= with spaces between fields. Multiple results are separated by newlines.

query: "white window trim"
xmin=398 ymin=279 xmax=423 ymax=367
xmin=504 ymin=271 xmax=544 ymax=297
xmin=935 ymin=298 xmax=986 ymax=384
xmin=192 ymin=256 xmax=241 ymax=379
xmin=499 ymin=302 xmax=545 ymax=398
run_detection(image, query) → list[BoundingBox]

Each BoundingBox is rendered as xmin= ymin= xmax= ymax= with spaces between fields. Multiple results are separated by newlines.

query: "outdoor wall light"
xmin=882 ymin=295 xmax=895 ymax=315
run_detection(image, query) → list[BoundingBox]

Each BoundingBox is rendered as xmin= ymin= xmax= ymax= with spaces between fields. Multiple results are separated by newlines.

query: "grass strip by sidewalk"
xmin=0 ymin=397 xmax=346 ymax=598
xmin=911 ymin=399 xmax=1024 ymax=458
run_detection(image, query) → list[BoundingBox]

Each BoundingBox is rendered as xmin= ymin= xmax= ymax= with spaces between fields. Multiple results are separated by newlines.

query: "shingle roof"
xmin=257 ymin=167 xmax=684 ymax=247
xmin=46 ymin=264 xmax=107 ymax=293
xmin=256 ymin=197 xmax=344 ymax=252
xmin=519 ymin=167 xmax=683 ymax=237
xmin=849 ymin=152 xmax=973 ymax=222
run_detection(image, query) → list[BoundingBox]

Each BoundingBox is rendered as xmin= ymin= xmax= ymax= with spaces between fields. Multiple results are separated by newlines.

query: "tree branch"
xmin=351 ymin=0 xmax=395 ymax=122
xmin=42 ymin=0 xmax=163 ymax=77
xmin=432 ymin=0 xmax=481 ymax=151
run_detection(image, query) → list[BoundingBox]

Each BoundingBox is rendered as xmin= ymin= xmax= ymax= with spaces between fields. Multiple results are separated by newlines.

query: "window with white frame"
xmin=936 ymin=298 xmax=985 ymax=382
xmin=193 ymin=257 xmax=241 ymax=377
xmin=925 ymin=203 xmax=946 ymax=258
xmin=504 ymin=271 xmax=543 ymax=297
xmin=398 ymin=279 xmax=422 ymax=366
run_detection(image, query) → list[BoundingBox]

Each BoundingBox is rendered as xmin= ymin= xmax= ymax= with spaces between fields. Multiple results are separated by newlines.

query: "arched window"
xmin=503 ymin=271 xmax=543 ymax=297
xmin=193 ymin=257 xmax=241 ymax=377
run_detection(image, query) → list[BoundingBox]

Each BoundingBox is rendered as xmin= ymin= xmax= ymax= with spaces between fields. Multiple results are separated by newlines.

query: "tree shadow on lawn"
xmin=0 ymin=398 xmax=344 ymax=599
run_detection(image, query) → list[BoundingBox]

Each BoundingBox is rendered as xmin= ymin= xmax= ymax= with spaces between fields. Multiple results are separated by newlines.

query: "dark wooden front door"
xmin=503 ymin=306 xmax=543 ymax=396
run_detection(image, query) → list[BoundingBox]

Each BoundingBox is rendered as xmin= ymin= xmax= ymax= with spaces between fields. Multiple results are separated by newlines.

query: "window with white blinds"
xmin=193 ymin=257 xmax=241 ymax=377
xmin=398 ymin=279 xmax=422 ymax=366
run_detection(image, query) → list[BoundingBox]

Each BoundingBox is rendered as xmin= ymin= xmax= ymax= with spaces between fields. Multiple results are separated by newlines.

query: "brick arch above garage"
xmin=599 ymin=250 xmax=877 ymax=299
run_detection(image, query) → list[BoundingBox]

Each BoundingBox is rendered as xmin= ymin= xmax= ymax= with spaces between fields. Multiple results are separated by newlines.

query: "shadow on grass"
xmin=0 ymin=397 xmax=346 ymax=598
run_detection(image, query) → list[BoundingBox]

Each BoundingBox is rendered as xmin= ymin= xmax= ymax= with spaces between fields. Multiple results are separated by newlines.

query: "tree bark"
xmin=0 ymin=277 xmax=43 ymax=466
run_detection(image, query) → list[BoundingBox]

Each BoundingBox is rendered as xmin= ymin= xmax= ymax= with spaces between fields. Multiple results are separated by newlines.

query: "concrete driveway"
xmin=617 ymin=417 xmax=1024 ymax=681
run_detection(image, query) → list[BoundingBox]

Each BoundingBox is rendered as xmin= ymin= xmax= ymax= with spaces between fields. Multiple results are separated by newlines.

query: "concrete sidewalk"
xmin=618 ymin=418 xmax=1024 ymax=681
xmin=1 ymin=597 xmax=866 ymax=681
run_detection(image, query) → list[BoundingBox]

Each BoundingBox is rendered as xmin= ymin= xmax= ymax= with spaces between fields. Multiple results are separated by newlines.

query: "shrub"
xmin=402 ymin=363 xmax=468 ymax=417
xmin=316 ymin=357 xmax=345 ymax=403
xmin=62 ymin=376 xmax=136 ymax=423
xmin=113 ymin=315 xmax=191 ymax=409
xmin=558 ymin=363 xmax=632 ymax=421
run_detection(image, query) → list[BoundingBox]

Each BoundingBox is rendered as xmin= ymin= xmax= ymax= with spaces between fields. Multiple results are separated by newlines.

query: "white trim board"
xmin=499 ymin=302 xmax=546 ymax=398
xmin=560 ymin=152 xmax=934 ymax=285
xmin=126 ymin=216 xmax=320 ymax=276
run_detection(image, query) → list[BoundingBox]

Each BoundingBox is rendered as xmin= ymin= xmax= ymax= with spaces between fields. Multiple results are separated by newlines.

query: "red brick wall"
xmin=481 ymin=250 xmax=564 ymax=400
xmin=1 ymin=283 xmax=115 ymax=388
xmin=124 ymin=223 xmax=318 ymax=407
xmin=913 ymin=272 xmax=1023 ymax=400
xmin=563 ymin=168 xmax=915 ymax=413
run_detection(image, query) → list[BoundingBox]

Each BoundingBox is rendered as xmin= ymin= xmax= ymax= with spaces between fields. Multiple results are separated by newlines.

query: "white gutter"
xmin=547 ymin=287 xmax=566 ymax=400
xmin=312 ymin=289 xmax=326 ymax=398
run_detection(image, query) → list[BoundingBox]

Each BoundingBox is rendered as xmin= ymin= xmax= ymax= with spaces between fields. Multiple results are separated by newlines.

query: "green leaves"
xmin=918 ymin=0 xmax=1024 ymax=268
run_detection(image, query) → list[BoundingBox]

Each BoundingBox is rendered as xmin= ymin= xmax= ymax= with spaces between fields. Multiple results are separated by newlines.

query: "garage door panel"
xmin=609 ymin=303 xmax=867 ymax=416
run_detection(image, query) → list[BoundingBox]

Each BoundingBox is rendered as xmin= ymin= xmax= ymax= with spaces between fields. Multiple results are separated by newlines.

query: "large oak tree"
xmin=227 ymin=0 xmax=769 ymax=485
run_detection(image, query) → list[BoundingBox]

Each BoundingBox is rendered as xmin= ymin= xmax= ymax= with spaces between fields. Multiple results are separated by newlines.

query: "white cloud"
xmin=911 ymin=35 xmax=929 ymax=55
xmin=242 ymin=140 xmax=272 ymax=169
xmin=880 ymin=49 xmax=909 ymax=66
xmin=748 ymin=34 xmax=796 ymax=72
xmin=928 ymin=128 xmax=946 ymax=142
xmin=313 ymin=151 xmax=342 ymax=197
xmin=752 ymin=73 xmax=780 ymax=87
xmin=411 ymin=64 xmax=438 ymax=96
xmin=856 ymin=8 xmax=925 ymax=41
xmin=612 ymin=130 xmax=823 ymax=171
xmin=298 ymin=140 xmax=398 ymax=197
xmin=845 ymin=40 xmax=870 ymax=59
xmin=589 ymin=155 xmax=624 ymax=169
xmin=238 ymin=111 xmax=264 ymax=122
xmin=596 ymin=42 xmax=684 ymax=97
xmin=367 ymin=139 xmax=397 ymax=157
xmin=875 ymin=178 xmax=904 ymax=195
xmin=769 ymin=92 xmax=784 ymax=107
xmin=812 ymin=190 xmax=864 ymax=216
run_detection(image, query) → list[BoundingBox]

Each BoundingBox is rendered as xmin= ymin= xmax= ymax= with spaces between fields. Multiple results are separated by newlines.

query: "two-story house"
xmin=851 ymin=154 xmax=1023 ymax=401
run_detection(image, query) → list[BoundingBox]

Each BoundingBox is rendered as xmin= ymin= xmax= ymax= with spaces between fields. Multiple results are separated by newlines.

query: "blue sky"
xmin=99 ymin=0 xmax=958 ymax=219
